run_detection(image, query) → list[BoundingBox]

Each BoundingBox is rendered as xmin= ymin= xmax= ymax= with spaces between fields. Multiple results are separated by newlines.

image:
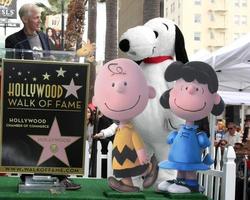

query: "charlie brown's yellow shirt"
xmin=112 ymin=123 xmax=147 ymax=177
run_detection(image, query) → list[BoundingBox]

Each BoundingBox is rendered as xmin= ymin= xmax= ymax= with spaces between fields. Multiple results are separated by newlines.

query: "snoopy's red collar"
xmin=143 ymin=56 xmax=173 ymax=63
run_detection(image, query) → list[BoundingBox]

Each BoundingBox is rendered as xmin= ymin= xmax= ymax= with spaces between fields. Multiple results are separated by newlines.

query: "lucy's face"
xmin=169 ymin=79 xmax=218 ymax=122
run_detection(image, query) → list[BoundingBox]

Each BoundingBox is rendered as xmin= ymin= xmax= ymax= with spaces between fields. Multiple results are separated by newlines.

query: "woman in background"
xmin=46 ymin=27 xmax=56 ymax=50
xmin=86 ymin=106 xmax=95 ymax=153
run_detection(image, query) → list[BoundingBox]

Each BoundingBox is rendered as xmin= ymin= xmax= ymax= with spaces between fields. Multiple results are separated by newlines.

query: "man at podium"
xmin=5 ymin=3 xmax=50 ymax=59
xmin=4 ymin=3 xmax=80 ymax=190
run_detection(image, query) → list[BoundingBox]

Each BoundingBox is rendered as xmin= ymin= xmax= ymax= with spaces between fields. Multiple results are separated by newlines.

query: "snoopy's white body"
xmin=133 ymin=60 xmax=183 ymax=182
xmin=120 ymin=18 xmax=187 ymax=183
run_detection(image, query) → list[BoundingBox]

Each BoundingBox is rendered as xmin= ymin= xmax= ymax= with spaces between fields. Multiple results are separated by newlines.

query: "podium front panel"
xmin=0 ymin=59 xmax=89 ymax=175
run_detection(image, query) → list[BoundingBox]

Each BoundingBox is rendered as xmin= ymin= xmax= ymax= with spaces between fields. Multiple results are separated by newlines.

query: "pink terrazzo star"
xmin=28 ymin=117 xmax=80 ymax=166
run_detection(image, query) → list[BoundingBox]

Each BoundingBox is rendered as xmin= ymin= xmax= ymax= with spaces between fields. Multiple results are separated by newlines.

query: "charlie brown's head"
xmin=93 ymin=58 xmax=155 ymax=122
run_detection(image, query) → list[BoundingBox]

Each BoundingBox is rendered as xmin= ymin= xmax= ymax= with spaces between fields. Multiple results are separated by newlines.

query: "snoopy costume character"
xmin=119 ymin=18 xmax=188 ymax=182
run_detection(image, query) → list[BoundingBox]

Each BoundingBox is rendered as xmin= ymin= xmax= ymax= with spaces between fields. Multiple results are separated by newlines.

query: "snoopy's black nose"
xmin=119 ymin=39 xmax=130 ymax=52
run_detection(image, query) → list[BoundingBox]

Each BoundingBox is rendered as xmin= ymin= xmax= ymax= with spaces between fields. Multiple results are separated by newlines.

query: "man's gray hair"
xmin=19 ymin=3 xmax=40 ymax=19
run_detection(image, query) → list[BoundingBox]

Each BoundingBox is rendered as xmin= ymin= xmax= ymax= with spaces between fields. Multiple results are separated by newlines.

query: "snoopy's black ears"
xmin=135 ymin=60 xmax=143 ymax=65
xmin=174 ymin=25 xmax=189 ymax=64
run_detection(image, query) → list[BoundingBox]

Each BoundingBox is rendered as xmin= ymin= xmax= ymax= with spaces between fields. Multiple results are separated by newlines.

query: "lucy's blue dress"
xmin=159 ymin=124 xmax=212 ymax=171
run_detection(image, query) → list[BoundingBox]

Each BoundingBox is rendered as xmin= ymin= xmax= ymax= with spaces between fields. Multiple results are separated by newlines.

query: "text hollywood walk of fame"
xmin=6 ymin=66 xmax=84 ymax=110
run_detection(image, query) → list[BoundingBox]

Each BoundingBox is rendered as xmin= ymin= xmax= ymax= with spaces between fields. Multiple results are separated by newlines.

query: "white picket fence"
xmin=84 ymin=141 xmax=236 ymax=200
xmin=83 ymin=140 xmax=113 ymax=178
xmin=7 ymin=140 xmax=236 ymax=199
xmin=197 ymin=146 xmax=236 ymax=200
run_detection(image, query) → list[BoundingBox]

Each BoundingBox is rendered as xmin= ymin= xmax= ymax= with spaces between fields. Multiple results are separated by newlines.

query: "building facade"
xmin=165 ymin=0 xmax=250 ymax=57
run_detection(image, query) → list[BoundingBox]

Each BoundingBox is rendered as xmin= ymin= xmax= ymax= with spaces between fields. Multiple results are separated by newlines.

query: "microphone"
xmin=13 ymin=34 xmax=40 ymax=59
xmin=14 ymin=34 xmax=38 ymax=49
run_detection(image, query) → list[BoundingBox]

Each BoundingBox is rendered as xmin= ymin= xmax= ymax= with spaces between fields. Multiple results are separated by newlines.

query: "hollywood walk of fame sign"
xmin=0 ymin=59 xmax=90 ymax=175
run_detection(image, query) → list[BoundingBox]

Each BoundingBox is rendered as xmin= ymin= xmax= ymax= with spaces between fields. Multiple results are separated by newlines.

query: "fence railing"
xmin=85 ymin=141 xmax=236 ymax=200
xmin=7 ymin=140 xmax=236 ymax=200
xmin=198 ymin=146 xmax=236 ymax=200
xmin=83 ymin=140 xmax=113 ymax=178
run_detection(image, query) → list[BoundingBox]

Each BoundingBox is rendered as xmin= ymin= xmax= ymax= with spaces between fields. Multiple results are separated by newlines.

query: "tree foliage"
xmin=64 ymin=0 xmax=88 ymax=50
xmin=36 ymin=0 xmax=70 ymax=32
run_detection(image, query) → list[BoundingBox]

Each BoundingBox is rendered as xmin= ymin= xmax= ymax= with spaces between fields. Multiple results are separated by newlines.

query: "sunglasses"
xmin=227 ymin=127 xmax=234 ymax=130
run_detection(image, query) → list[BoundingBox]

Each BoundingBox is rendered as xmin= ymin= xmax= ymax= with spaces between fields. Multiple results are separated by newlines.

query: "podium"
xmin=18 ymin=175 xmax=65 ymax=193
xmin=0 ymin=48 xmax=90 ymax=192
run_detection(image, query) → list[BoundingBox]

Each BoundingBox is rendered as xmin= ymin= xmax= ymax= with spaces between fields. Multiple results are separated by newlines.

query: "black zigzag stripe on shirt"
xmin=112 ymin=146 xmax=137 ymax=165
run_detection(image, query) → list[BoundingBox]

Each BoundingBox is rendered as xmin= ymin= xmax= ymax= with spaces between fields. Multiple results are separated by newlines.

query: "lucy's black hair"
xmin=160 ymin=61 xmax=224 ymax=116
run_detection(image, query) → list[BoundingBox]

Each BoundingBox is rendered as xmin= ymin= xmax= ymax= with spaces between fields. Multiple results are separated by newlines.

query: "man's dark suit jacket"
xmin=5 ymin=29 xmax=50 ymax=59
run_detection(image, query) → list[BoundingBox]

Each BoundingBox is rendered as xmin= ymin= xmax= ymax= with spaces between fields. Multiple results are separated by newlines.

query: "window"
xmin=194 ymin=49 xmax=199 ymax=54
xmin=209 ymin=12 xmax=214 ymax=21
xmin=210 ymin=0 xmax=215 ymax=2
xmin=194 ymin=0 xmax=201 ymax=5
xmin=172 ymin=2 xmax=175 ymax=12
xmin=178 ymin=0 xmax=181 ymax=8
xmin=214 ymin=47 xmax=220 ymax=51
xmin=165 ymin=7 xmax=168 ymax=17
xmin=210 ymin=31 xmax=214 ymax=39
xmin=194 ymin=14 xmax=201 ymax=23
xmin=219 ymin=31 xmax=225 ymax=40
xmin=170 ymin=3 xmax=175 ymax=13
xmin=234 ymin=15 xmax=240 ymax=24
xmin=194 ymin=32 xmax=201 ymax=41
xmin=171 ymin=3 xmax=175 ymax=13
xmin=234 ymin=0 xmax=240 ymax=7
xmin=233 ymin=33 xmax=240 ymax=40
xmin=178 ymin=16 xmax=180 ymax=26
xmin=242 ymin=0 xmax=247 ymax=6
xmin=241 ymin=15 xmax=247 ymax=25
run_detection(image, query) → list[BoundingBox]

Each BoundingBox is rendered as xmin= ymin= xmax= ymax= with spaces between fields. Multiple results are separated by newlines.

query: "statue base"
xmin=18 ymin=175 xmax=65 ymax=193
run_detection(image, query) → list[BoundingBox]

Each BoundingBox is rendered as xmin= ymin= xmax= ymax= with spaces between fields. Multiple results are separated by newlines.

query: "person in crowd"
xmin=5 ymin=3 xmax=50 ymax=59
xmin=54 ymin=29 xmax=62 ymax=50
xmin=89 ymin=109 xmax=115 ymax=178
xmin=214 ymin=119 xmax=226 ymax=147
xmin=46 ymin=27 xmax=57 ymax=50
xmin=4 ymin=3 xmax=80 ymax=190
xmin=86 ymin=105 xmax=95 ymax=153
xmin=242 ymin=119 xmax=250 ymax=143
xmin=236 ymin=125 xmax=243 ymax=136
xmin=94 ymin=123 xmax=117 ymax=140
xmin=224 ymin=122 xmax=242 ymax=147
xmin=96 ymin=111 xmax=115 ymax=153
